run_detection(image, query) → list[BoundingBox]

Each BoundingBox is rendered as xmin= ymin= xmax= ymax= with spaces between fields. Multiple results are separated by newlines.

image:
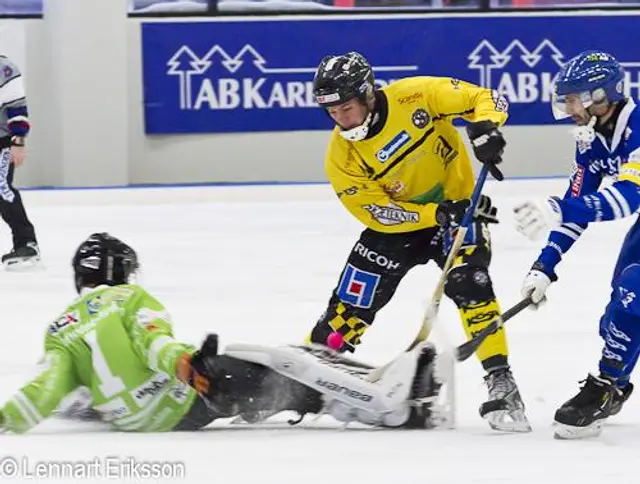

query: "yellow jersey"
xmin=325 ymin=76 xmax=508 ymax=233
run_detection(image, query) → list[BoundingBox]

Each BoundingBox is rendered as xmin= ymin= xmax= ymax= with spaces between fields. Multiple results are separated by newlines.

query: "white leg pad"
xmin=225 ymin=343 xmax=420 ymax=426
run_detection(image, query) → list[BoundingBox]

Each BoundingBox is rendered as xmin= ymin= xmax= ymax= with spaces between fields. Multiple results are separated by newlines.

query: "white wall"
xmin=11 ymin=16 xmax=128 ymax=188
xmin=10 ymin=17 xmax=578 ymax=188
xmin=1 ymin=20 xmax=43 ymax=188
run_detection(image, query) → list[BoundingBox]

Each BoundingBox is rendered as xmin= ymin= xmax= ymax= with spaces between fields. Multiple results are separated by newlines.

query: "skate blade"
xmin=4 ymin=257 xmax=43 ymax=272
xmin=484 ymin=409 xmax=532 ymax=433
xmin=553 ymin=420 xmax=604 ymax=440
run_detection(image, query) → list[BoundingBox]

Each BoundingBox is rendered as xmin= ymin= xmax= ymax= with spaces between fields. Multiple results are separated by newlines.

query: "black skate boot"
xmin=480 ymin=368 xmax=531 ymax=433
xmin=554 ymin=373 xmax=615 ymax=440
xmin=404 ymin=343 xmax=443 ymax=429
xmin=2 ymin=242 xmax=40 ymax=270
xmin=610 ymin=382 xmax=634 ymax=416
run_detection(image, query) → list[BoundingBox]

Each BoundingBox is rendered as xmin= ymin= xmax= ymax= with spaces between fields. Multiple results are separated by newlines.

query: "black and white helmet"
xmin=313 ymin=52 xmax=375 ymax=108
xmin=72 ymin=232 xmax=139 ymax=293
xmin=313 ymin=52 xmax=376 ymax=141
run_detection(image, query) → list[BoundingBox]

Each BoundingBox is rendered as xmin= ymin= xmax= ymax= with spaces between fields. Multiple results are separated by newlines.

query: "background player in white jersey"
xmin=0 ymin=233 xmax=442 ymax=434
xmin=0 ymin=55 xmax=39 ymax=269
xmin=515 ymin=51 xmax=640 ymax=439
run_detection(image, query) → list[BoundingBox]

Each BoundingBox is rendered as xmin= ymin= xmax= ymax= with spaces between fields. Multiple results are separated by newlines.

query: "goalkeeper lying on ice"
xmin=0 ymin=233 xmax=448 ymax=433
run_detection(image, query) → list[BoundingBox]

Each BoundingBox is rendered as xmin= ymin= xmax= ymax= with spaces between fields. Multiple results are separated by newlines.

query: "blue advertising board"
xmin=141 ymin=15 xmax=640 ymax=134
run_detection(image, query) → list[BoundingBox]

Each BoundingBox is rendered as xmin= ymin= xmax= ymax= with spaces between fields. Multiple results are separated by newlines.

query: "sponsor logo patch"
xmin=411 ymin=108 xmax=430 ymax=129
xmin=337 ymin=264 xmax=381 ymax=308
xmin=131 ymin=373 xmax=170 ymax=406
xmin=86 ymin=296 xmax=102 ymax=315
xmin=433 ymin=136 xmax=458 ymax=168
xmin=571 ymin=164 xmax=584 ymax=197
xmin=316 ymin=92 xmax=340 ymax=105
xmin=376 ymin=131 xmax=411 ymax=163
xmin=354 ymin=242 xmax=400 ymax=270
xmin=49 ymin=311 xmax=80 ymax=335
xmin=363 ymin=203 xmax=419 ymax=225
xmin=491 ymin=90 xmax=509 ymax=112
xmin=397 ymin=92 xmax=423 ymax=104
xmin=383 ymin=179 xmax=406 ymax=197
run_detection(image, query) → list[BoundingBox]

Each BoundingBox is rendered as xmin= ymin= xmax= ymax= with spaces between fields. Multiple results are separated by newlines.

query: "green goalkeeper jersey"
xmin=0 ymin=284 xmax=198 ymax=433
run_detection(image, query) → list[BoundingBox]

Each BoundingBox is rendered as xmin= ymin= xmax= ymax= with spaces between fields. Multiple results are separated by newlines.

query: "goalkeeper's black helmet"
xmin=313 ymin=52 xmax=375 ymax=108
xmin=72 ymin=232 xmax=139 ymax=293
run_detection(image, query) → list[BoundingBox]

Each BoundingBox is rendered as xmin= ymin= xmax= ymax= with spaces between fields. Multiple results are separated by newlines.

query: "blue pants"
xmin=599 ymin=215 xmax=640 ymax=383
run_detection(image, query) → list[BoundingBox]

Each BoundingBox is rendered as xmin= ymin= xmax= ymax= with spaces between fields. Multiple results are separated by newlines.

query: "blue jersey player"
xmin=514 ymin=51 xmax=639 ymax=439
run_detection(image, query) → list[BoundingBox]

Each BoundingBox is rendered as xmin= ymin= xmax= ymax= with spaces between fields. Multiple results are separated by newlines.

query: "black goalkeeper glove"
xmin=177 ymin=333 xmax=220 ymax=400
xmin=466 ymin=120 xmax=506 ymax=181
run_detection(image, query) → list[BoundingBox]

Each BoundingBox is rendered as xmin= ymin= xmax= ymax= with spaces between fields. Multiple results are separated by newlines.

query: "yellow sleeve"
xmin=618 ymin=161 xmax=640 ymax=186
xmin=326 ymin=136 xmax=439 ymax=233
xmin=425 ymin=77 xmax=508 ymax=127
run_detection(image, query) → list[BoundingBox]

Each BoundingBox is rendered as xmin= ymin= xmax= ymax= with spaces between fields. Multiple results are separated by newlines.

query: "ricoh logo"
xmin=468 ymin=39 xmax=640 ymax=104
xmin=167 ymin=44 xmax=418 ymax=111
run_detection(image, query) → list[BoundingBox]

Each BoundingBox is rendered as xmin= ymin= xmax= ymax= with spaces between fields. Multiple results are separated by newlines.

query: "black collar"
xmin=365 ymin=90 xmax=389 ymax=140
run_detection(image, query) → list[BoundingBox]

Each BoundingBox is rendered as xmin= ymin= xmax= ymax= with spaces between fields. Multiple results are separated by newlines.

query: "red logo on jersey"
xmin=49 ymin=311 xmax=79 ymax=334
xmin=571 ymin=165 xmax=585 ymax=198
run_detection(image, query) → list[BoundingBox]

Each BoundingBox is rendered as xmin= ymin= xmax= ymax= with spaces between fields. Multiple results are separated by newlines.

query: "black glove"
xmin=435 ymin=195 xmax=498 ymax=227
xmin=436 ymin=199 xmax=470 ymax=228
xmin=476 ymin=194 xmax=498 ymax=224
xmin=466 ymin=121 xmax=506 ymax=181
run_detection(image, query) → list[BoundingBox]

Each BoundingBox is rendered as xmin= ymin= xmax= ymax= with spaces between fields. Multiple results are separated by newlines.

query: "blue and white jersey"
xmin=536 ymin=98 xmax=640 ymax=277
xmin=0 ymin=56 xmax=29 ymax=141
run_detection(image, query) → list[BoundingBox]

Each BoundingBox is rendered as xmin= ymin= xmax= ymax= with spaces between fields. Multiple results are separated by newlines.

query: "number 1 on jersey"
xmin=84 ymin=329 xmax=126 ymax=398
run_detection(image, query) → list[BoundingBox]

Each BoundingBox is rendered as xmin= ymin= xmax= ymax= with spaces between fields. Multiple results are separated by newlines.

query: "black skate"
xmin=554 ymin=373 xmax=615 ymax=440
xmin=2 ymin=242 xmax=40 ymax=271
xmin=610 ymin=382 xmax=634 ymax=417
xmin=480 ymin=368 xmax=531 ymax=433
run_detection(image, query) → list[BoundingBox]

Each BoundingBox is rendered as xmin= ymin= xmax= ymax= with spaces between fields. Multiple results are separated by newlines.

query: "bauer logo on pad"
xmin=337 ymin=264 xmax=381 ymax=308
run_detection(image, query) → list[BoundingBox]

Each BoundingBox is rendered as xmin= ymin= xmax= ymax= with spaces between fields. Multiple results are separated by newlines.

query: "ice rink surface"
xmin=0 ymin=179 xmax=638 ymax=484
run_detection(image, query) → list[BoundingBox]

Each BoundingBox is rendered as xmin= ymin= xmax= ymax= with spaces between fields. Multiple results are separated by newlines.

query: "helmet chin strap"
xmin=339 ymin=111 xmax=373 ymax=142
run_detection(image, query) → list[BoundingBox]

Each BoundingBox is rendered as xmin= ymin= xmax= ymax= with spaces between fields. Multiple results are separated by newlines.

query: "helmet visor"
xmin=552 ymin=90 xmax=595 ymax=120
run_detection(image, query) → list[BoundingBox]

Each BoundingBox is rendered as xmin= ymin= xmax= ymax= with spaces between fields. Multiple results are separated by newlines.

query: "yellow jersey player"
xmin=306 ymin=51 xmax=530 ymax=432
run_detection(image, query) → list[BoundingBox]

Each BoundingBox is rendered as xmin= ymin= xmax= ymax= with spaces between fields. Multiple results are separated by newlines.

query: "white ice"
xmin=0 ymin=179 xmax=637 ymax=484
